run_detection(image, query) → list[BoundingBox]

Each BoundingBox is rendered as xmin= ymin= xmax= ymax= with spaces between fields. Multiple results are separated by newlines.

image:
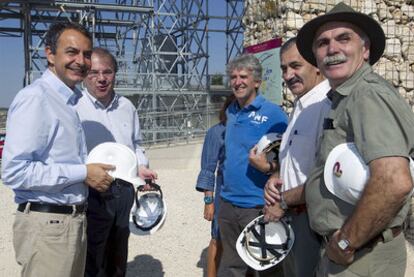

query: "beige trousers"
xmin=13 ymin=206 xmax=87 ymax=277
xmin=316 ymin=232 xmax=406 ymax=277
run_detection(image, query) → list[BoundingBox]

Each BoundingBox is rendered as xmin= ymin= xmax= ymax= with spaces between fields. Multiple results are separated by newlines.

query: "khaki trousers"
xmin=13 ymin=206 xmax=87 ymax=277
xmin=316 ymin=232 xmax=406 ymax=277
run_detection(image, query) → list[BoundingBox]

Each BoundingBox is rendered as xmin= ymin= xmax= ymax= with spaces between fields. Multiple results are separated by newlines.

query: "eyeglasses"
xmin=88 ymin=69 xmax=115 ymax=78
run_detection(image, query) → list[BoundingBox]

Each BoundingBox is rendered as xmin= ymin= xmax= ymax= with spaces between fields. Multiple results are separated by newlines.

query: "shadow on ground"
xmin=196 ymin=247 xmax=208 ymax=277
xmin=127 ymin=254 xmax=164 ymax=277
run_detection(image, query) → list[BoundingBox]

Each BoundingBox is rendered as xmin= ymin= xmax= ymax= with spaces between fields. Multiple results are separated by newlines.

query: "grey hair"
xmin=226 ymin=54 xmax=262 ymax=81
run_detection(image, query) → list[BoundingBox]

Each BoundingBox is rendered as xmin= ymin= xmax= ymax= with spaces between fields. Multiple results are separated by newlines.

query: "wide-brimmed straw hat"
xmin=297 ymin=2 xmax=385 ymax=67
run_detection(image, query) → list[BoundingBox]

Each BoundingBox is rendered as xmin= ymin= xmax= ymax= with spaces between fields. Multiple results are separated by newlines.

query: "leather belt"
xmin=17 ymin=202 xmax=87 ymax=215
xmin=363 ymin=226 xmax=402 ymax=248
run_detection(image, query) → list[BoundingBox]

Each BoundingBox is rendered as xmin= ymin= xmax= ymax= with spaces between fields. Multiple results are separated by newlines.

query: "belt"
xmin=17 ymin=202 xmax=87 ymax=215
xmin=322 ymin=226 xmax=402 ymax=250
xmin=363 ymin=226 xmax=402 ymax=248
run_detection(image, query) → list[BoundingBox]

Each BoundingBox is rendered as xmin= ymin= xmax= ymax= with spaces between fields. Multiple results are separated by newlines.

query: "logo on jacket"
xmin=248 ymin=111 xmax=268 ymax=124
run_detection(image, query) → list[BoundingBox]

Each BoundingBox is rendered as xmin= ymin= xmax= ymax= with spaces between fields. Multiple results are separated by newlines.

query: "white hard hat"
xmin=256 ymin=133 xmax=283 ymax=162
xmin=87 ymin=142 xmax=144 ymax=187
xmin=236 ymin=215 xmax=294 ymax=271
xmin=130 ymin=181 xmax=167 ymax=236
xmin=324 ymin=142 xmax=414 ymax=204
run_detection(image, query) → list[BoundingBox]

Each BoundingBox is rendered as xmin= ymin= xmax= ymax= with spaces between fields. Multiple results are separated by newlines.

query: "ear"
xmin=255 ymin=80 xmax=262 ymax=88
xmin=45 ymin=46 xmax=55 ymax=66
xmin=363 ymin=41 xmax=370 ymax=61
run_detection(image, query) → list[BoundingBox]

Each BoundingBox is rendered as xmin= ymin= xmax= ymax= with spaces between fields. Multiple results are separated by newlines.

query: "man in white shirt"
xmin=249 ymin=37 xmax=331 ymax=276
xmin=76 ymin=47 xmax=157 ymax=276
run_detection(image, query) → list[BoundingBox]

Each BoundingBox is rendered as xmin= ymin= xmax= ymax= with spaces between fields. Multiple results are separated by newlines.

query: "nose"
xmin=283 ymin=68 xmax=294 ymax=82
xmin=233 ymin=76 xmax=243 ymax=87
xmin=75 ymin=52 xmax=90 ymax=67
xmin=327 ymin=40 xmax=339 ymax=55
xmin=97 ymin=72 xmax=106 ymax=81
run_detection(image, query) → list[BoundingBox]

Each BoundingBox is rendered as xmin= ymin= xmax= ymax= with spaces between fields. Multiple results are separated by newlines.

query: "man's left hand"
xmin=263 ymin=203 xmax=285 ymax=222
xmin=138 ymin=165 xmax=158 ymax=180
xmin=248 ymin=145 xmax=269 ymax=173
xmin=326 ymin=230 xmax=355 ymax=265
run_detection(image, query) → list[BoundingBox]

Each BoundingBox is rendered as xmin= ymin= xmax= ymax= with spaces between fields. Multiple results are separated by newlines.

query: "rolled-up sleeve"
xmin=196 ymin=126 xmax=223 ymax=192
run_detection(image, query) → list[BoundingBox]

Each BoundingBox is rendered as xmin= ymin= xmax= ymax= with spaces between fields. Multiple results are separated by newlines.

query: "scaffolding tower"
xmin=0 ymin=0 xmax=244 ymax=144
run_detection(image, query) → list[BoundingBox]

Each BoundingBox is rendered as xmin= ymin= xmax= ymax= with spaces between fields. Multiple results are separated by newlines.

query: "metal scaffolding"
xmin=0 ymin=0 xmax=244 ymax=144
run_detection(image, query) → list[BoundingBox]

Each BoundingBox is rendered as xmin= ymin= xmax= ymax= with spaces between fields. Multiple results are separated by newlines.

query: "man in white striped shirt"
xmin=250 ymin=37 xmax=331 ymax=277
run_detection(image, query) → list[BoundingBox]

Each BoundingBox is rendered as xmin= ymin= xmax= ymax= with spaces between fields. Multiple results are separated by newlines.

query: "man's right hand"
xmin=85 ymin=163 xmax=115 ymax=192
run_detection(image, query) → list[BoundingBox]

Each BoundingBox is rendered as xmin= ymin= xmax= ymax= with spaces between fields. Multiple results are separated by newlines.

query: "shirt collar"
xmin=83 ymin=88 xmax=118 ymax=110
xmin=296 ymin=79 xmax=330 ymax=109
xmin=42 ymin=69 xmax=82 ymax=105
xmin=234 ymin=94 xmax=265 ymax=111
xmin=334 ymin=62 xmax=372 ymax=97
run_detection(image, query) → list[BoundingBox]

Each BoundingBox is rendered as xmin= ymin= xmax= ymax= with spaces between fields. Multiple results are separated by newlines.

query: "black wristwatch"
xmin=204 ymin=195 xmax=214 ymax=204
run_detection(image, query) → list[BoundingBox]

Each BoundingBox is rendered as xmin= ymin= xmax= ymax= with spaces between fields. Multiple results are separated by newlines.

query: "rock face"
xmin=243 ymin=0 xmax=414 ymax=110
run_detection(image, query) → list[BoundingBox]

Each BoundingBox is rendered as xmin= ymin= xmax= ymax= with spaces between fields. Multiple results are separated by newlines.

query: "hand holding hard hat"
xmin=324 ymin=142 xmax=414 ymax=204
xmin=87 ymin=142 xmax=145 ymax=187
xmin=236 ymin=215 xmax=294 ymax=271
xmin=256 ymin=132 xmax=283 ymax=162
xmin=87 ymin=142 xmax=167 ymax=235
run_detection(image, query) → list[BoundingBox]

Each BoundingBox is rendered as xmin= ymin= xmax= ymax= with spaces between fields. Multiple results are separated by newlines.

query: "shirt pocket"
xmin=288 ymin=133 xmax=316 ymax=176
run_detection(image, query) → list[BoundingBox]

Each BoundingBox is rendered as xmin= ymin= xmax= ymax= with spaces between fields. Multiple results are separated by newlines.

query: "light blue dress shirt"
xmin=75 ymin=89 xmax=148 ymax=166
xmin=1 ymin=69 xmax=88 ymax=205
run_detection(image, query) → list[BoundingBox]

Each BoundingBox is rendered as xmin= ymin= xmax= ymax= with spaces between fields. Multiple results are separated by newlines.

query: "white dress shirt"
xmin=279 ymin=80 xmax=331 ymax=191
xmin=76 ymin=89 xmax=148 ymax=166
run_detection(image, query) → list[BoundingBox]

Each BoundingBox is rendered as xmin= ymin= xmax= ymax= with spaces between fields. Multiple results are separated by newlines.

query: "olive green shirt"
xmin=305 ymin=63 xmax=414 ymax=236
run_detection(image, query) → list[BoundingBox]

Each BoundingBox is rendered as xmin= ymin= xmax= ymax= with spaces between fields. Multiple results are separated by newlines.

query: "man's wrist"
xmin=337 ymin=230 xmax=355 ymax=253
xmin=266 ymin=161 xmax=275 ymax=175
xmin=279 ymin=193 xmax=288 ymax=211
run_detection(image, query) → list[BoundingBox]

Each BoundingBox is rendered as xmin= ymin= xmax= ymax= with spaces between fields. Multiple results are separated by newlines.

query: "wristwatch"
xmin=279 ymin=193 xmax=288 ymax=211
xmin=204 ymin=195 xmax=214 ymax=204
xmin=337 ymin=238 xmax=354 ymax=252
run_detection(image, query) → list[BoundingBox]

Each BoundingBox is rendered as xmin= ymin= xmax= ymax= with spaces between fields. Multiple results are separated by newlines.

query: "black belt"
xmin=17 ymin=202 xmax=87 ymax=215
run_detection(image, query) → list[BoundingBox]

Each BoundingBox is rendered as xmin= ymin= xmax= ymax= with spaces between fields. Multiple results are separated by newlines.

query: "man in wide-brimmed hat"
xmin=264 ymin=2 xmax=414 ymax=276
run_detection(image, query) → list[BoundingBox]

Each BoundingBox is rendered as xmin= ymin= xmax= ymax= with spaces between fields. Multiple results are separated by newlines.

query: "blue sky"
xmin=0 ymin=3 xmax=241 ymax=108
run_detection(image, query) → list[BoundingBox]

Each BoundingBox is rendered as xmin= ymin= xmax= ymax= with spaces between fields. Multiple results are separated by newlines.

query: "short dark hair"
xmin=45 ymin=22 xmax=92 ymax=54
xmin=280 ymin=37 xmax=297 ymax=58
xmin=92 ymin=47 xmax=118 ymax=73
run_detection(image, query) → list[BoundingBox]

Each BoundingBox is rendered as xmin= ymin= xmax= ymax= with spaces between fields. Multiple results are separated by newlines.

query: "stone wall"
xmin=243 ymin=0 xmax=414 ymax=111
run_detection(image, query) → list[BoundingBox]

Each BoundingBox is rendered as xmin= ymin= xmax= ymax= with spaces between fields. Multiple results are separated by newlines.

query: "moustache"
xmin=323 ymin=54 xmax=347 ymax=65
xmin=286 ymin=76 xmax=302 ymax=87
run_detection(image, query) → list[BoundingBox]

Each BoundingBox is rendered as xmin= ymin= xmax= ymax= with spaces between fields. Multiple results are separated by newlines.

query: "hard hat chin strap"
xmin=132 ymin=180 xmax=164 ymax=231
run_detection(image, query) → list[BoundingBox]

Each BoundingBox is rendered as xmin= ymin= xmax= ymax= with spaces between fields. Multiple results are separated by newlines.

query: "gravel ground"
xmin=0 ymin=142 xmax=413 ymax=276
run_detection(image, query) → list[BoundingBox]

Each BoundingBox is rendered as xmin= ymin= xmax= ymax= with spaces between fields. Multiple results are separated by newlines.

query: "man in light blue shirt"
xmin=2 ymin=22 xmax=114 ymax=277
xmin=76 ymin=47 xmax=157 ymax=277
